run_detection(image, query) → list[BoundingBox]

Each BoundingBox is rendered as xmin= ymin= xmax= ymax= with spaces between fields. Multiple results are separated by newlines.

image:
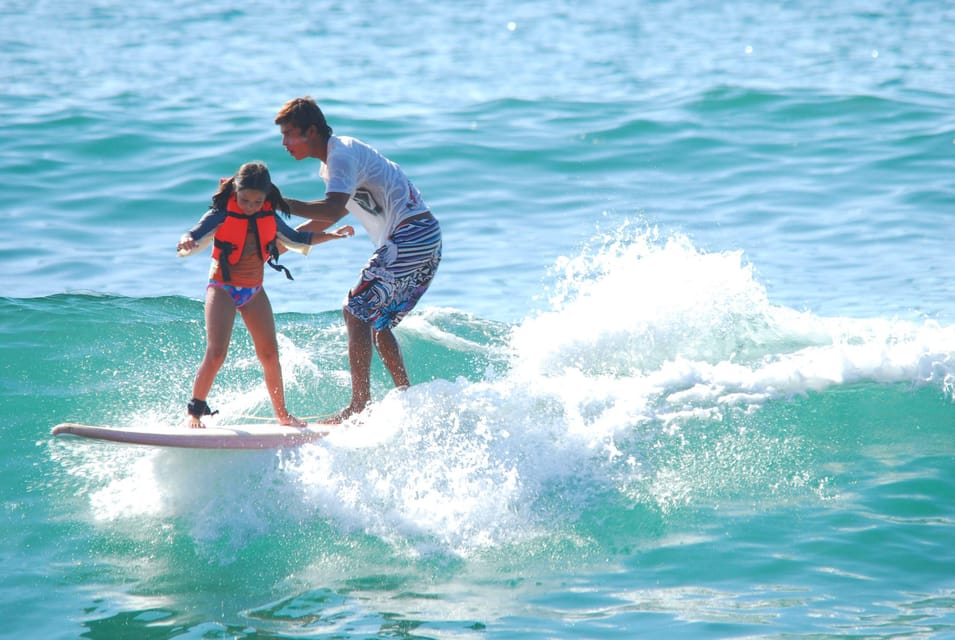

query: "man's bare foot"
xmin=186 ymin=415 xmax=205 ymax=429
xmin=279 ymin=414 xmax=307 ymax=428
xmin=316 ymin=404 xmax=366 ymax=425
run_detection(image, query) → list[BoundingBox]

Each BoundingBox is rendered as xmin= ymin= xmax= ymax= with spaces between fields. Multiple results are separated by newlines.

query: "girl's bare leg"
xmin=189 ymin=286 xmax=237 ymax=427
xmin=240 ymin=289 xmax=304 ymax=427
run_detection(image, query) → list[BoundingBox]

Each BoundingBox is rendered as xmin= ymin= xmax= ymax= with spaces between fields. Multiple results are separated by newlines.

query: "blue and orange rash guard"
xmin=181 ymin=195 xmax=314 ymax=288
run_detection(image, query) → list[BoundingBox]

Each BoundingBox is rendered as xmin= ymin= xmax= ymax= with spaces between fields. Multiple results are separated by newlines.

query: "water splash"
xmin=51 ymin=224 xmax=955 ymax=563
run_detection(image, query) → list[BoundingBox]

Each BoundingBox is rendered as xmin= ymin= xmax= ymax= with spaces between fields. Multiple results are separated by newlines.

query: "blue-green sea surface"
xmin=3 ymin=0 xmax=955 ymax=638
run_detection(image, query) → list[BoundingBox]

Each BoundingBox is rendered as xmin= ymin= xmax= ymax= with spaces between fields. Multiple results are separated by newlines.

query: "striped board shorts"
xmin=346 ymin=216 xmax=442 ymax=331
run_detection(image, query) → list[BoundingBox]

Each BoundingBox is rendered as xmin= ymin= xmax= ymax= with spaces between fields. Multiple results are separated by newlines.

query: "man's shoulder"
xmin=327 ymin=135 xmax=359 ymax=160
xmin=332 ymin=135 xmax=374 ymax=153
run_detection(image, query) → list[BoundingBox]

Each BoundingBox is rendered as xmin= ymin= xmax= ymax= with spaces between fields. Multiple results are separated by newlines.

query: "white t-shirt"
xmin=320 ymin=135 xmax=430 ymax=248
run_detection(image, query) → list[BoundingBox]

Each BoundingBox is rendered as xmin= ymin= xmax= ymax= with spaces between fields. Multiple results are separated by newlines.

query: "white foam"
xmin=57 ymin=222 xmax=955 ymax=560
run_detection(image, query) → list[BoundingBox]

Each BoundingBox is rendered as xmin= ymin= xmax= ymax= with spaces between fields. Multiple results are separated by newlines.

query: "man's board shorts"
xmin=346 ymin=215 xmax=441 ymax=331
xmin=208 ymin=281 xmax=262 ymax=308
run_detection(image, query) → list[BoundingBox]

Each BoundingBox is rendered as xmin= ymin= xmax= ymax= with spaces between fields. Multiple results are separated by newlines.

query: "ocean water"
xmin=3 ymin=1 xmax=955 ymax=638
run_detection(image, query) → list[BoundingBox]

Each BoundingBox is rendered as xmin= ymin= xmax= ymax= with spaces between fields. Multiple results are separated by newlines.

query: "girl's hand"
xmin=330 ymin=225 xmax=355 ymax=238
xmin=311 ymin=225 xmax=354 ymax=245
xmin=177 ymin=234 xmax=197 ymax=255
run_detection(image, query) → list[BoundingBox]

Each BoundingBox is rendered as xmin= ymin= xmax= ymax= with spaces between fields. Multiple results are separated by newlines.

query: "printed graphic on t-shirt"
xmin=352 ymin=189 xmax=383 ymax=216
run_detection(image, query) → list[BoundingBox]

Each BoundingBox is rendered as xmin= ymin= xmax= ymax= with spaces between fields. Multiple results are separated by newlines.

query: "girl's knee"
xmin=203 ymin=345 xmax=229 ymax=367
xmin=256 ymin=345 xmax=280 ymax=366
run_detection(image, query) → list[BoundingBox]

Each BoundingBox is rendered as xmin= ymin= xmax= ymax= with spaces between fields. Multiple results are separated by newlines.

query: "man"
xmin=275 ymin=96 xmax=442 ymax=423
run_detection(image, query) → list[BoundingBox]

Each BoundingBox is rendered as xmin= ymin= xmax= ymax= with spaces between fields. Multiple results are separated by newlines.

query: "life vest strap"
xmin=266 ymin=240 xmax=294 ymax=280
xmin=213 ymin=238 xmax=235 ymax=282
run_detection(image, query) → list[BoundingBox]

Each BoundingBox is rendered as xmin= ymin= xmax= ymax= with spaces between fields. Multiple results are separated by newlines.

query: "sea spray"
xmin=46 ymin=226 xmax=955 ymax=567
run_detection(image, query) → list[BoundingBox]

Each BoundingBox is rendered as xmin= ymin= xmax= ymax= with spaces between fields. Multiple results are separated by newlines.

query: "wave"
xmin=31 ymin=223 xmax=955 ymax=564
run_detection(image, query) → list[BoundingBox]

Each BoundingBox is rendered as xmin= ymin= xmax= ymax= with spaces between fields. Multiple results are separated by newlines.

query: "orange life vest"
xmin=212 ymin=195 xmax=292 ymax=281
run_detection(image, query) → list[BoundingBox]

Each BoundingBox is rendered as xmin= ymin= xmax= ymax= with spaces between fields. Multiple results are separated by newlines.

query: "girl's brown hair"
xmin=211 ymin=161 xmax=291 ymax=217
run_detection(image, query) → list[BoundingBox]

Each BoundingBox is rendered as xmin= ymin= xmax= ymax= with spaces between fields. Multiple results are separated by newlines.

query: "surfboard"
xmin=51 ymin=422 xmax=328 ymax=450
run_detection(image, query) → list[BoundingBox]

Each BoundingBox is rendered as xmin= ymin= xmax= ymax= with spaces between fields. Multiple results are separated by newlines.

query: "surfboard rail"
xmin=51 ymin=422 xmax=327 ymax=450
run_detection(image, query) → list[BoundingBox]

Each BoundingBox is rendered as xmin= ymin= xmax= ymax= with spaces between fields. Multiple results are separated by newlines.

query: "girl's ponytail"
xmin=211 ymin=176 xmax=236 ymax=210
xmin=268 ymin=183 xmax=292 ymax=218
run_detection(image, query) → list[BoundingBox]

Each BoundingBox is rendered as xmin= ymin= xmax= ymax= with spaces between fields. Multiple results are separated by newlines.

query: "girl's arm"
xmin=275 ymin=206 xmax=355 ymax=255
xmin=309 ymin=225 xmax=355 ymax=245
xmin=177 ymin=209 xmax=225 ymax=257
xmin=275 ymin=213 xmax=354 ymax=255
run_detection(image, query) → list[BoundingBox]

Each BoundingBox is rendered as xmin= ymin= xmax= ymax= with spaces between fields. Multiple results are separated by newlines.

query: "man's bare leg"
xmin=319 ymin=308 xmax=373 ymax=424
xmin=374 ymin=327 xmax=410 ymax=389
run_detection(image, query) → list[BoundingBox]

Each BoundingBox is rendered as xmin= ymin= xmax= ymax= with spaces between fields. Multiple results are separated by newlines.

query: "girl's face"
xmin=235 ymin=188 xmax=267 ymax=215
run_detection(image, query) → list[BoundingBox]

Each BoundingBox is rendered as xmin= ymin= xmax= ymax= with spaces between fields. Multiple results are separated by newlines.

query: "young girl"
xmin=177 ymin=161 xmax=353 ymax=428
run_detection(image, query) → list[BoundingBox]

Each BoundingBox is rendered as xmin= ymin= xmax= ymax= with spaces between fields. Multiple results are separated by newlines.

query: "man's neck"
xmin=312 ymin=136 xmax=329 ymax=162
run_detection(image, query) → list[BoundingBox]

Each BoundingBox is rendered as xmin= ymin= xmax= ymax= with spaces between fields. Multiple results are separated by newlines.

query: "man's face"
xmin=279 ymin=123 xmax=309 ymax=160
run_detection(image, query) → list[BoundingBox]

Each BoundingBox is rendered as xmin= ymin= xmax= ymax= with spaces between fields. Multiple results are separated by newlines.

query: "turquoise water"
xmin=4 ymin=1 xmax=955 ymax=638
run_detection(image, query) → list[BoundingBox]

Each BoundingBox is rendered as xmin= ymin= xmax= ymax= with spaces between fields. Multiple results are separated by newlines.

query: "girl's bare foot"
xmin=279 ymin=413 xmax=307 ymax=428
xmin=186 ymin=398 xmax=215 ymax=429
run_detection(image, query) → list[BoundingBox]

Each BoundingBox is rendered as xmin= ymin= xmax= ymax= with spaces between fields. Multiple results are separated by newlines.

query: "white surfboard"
xmin=51 ymin=422 xmax=328 ymax=450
